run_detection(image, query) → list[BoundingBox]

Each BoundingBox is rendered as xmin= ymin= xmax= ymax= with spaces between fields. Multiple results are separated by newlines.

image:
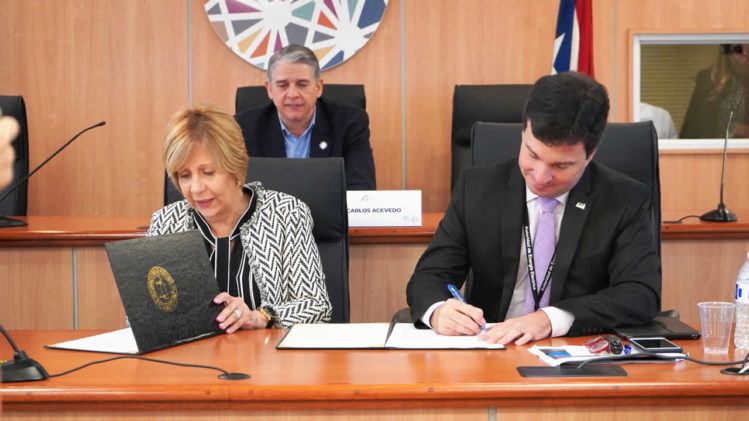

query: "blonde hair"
xmin=707 ymin=50 xmax=734 ymax=102
xmin=163 ymin=104 xmax=249 ymax=188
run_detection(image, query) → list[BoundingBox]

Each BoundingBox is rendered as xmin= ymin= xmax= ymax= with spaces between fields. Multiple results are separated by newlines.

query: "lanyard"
xmin=522 ymin=202 xmax=556 ymax=311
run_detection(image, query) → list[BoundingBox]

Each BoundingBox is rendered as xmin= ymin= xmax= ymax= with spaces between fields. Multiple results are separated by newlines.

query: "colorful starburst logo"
xmin=204 ymin=0 xmax=389 ymax=71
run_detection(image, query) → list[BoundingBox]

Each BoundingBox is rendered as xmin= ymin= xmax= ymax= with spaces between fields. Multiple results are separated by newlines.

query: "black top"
xmin=681 ymin=68 xmax=746 ymax=138
xmin=192 ymin=188 xmax=261 ymax=310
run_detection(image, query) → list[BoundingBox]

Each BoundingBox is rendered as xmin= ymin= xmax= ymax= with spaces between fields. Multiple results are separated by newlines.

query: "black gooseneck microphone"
xmin=0 ymin=121 xmax=106 ymax=227
xmin=700 ymin=110 xmax=738 ymax=222
xmin=0 ymin=322 xmax=49 ymax=382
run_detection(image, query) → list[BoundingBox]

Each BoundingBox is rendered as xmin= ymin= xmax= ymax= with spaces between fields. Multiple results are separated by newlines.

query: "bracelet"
xmin=258 ymin=307 xmax=275 ymax=328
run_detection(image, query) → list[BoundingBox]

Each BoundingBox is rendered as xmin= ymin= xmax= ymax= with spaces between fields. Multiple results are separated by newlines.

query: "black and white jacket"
xmin=147 ymin=182 xmax=332 ymax=327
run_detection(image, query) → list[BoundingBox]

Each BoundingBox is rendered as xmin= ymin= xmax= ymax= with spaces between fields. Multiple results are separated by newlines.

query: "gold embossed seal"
xmin=146 ymin=266 xmax=178 ymax=312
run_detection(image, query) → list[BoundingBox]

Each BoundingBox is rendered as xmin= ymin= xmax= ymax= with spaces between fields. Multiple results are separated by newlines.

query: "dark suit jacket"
xmin=235 ymin=97 xmax=376 ymax=190
xmin=406 ymin=159 xmax=661 ymax=336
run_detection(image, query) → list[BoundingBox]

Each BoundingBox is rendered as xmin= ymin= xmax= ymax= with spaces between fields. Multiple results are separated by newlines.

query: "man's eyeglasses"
xmin=723 ymin=44 xmax=745 ymax=55
xmin=584 ymin=335 xmax=625 ymax=355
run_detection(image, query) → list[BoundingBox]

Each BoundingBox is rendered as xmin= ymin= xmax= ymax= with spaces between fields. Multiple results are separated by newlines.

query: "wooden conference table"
xmin=2 ymin=329 xmax=748 ymax=420
xmin=1 ymin=214 xmax=749 ymax=330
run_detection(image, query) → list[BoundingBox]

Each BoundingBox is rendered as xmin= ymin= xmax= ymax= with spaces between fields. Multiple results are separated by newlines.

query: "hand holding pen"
xmin=447 ymin=284 xmax=489 ymax=333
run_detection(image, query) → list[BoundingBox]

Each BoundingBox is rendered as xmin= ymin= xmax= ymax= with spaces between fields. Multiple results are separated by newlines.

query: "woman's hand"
xmin=213 ymin=292 xmax=267 ymax=333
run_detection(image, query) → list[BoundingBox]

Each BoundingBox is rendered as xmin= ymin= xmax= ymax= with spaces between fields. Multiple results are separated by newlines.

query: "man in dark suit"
xmin=234 ymin=44 xmax=376 ymax=190
xmin=406 ymin=72 xmax=661 ymax=345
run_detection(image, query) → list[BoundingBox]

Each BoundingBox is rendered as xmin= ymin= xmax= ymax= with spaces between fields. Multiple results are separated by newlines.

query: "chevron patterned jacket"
xmin=147 ymin=182 xmax=332 ymax=327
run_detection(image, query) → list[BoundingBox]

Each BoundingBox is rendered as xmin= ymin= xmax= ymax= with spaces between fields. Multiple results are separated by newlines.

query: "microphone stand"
xmin=0 ymin=121 xmax=106 ymax=227
xmin=700 ymin=111 xmax=737 ymax=222
xmin=1 ymin=322 xmax=48 ymax=382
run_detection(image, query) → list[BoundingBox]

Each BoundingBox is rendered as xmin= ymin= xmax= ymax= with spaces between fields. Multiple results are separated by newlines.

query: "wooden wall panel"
xmin=349 ymin=243 xmax=426 ymax=323
xmin=2 ymin=0 xmax=746 ymax=217
xmin=404 ymin=0 xmax=557 ymax=212
xmin=190 ymin=0 xmax=403 ymax=191
xmin=0 ymin=249 xmax=72 ymax=329
xmin=0 ymin=1 xmax=187 ymax=216
xmin=662 ymin=238 xmax=749 ymax=324
xmin=77 ymin=247 xmax=126 ymax=330
xmin=660 ymin=153 xmax=749 ymax=216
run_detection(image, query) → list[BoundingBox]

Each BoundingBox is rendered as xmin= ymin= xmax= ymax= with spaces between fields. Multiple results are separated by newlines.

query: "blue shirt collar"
xmin=278 ymin=107 xmax=316 ymax=138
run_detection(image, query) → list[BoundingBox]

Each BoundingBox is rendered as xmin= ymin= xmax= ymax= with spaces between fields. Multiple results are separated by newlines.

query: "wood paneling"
xmin=1 ymin=0 xmax=747 ymax=216
xmin=0 ymin=1 xmax=187 ymax=216
xmin=0 ymin=249 xmax=72 ymax=329
xmin=660 ymin=153 xmax=749 ymax=216
xmin=661 ymin=238 xmax=749 ymax=323
xmin=500 ymin=406 xmax=749 ymax=421
xmin=76 ymin=247 xmax=126 ymax=330
xmin=349 ymin=243 xmax=426 ymax=323
xmin=0 ymin=409 xmax=486 ymax=421
xmin=190 ymin=0 xmax=403 ymax=191
xmin=404 ymin=0 xmax=557 ymax=212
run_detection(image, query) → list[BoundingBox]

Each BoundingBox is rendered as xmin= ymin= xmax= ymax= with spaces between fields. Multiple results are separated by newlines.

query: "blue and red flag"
xmin=551 ymin=0 xmax=594 ymax=76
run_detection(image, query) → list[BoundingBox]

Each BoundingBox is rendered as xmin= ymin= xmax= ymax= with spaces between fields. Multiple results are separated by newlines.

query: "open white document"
xmin=276 ymin=323 xmax=505 ymax=350
xmin=385 ymin=323 xmax=504 ymax=349
xmin=46 ymin=328 xmax=140 ymax=355
xmin=276 ymin=323 xmax=391 ymax=349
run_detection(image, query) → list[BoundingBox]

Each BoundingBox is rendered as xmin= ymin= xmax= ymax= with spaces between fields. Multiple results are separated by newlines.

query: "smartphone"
xmin=629 ymin=336 xmax=683 ymax=353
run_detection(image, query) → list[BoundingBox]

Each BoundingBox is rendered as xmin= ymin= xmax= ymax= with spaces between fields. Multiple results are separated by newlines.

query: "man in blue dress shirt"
xmin=234 ymin=44 xmax=376 ymax=190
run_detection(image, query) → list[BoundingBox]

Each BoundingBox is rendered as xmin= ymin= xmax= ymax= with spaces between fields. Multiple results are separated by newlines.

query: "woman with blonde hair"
xmin=148 ymin=104 xmax=331 ymax=332
xmin=682 ymin=44 xmax=749 ymax=138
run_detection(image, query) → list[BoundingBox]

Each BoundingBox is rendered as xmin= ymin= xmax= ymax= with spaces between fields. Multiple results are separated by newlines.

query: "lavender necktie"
xmin=524 ymin=197 xmax=559 ymax=314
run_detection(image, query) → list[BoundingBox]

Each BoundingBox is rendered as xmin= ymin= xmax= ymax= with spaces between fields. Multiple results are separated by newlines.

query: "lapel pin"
xmin=575 ymin=202 xmax=586 ymax=210
xmin=319 ymin=140 xmax=328 ymax=150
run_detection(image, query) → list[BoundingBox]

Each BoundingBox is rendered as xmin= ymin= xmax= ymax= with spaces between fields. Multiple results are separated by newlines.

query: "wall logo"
xmin=203 ymin=0 xmax=389 ymax=71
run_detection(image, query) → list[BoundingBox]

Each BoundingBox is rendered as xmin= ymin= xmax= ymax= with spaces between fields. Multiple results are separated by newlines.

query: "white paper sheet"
xmin=277 ymin=323 xmax=391 ymax=349
xmin=47 ymin=328 xmax=140 ymax=355
xmin=384 ymin=323 xmax=505 ymax=349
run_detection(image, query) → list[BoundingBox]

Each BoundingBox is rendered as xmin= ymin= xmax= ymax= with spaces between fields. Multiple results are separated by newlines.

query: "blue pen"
xmin=447 ymin=284 xmax=489 ymax=333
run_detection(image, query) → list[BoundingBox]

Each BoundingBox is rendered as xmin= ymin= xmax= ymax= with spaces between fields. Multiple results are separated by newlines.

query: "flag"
xmin=551 ymin=0 xmax=594 ymax=76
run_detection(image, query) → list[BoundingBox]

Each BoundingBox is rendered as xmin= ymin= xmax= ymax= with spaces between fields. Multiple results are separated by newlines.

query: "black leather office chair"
xmin=470 ymin=121 xmax=662 ymax=254
xmin=450 ymin=84 xmax=532 ymax=189
xmin=164 ymin=157 xmax=350 ymax=323
xmin=0 ymin=95 xmax=30 ymax=217
xmin=235 ymin=84 xmax=366 ymax=114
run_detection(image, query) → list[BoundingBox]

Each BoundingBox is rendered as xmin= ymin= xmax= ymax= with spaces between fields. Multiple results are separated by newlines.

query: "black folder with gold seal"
xmin=47 ymin=230 xmax=223 ymax=354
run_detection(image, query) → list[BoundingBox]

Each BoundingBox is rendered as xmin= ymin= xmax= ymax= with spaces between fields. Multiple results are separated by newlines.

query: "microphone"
xmin=700 ymin=110 xmax=737 ymax=222
xmin=0 ymin=322 xmax=49 ymax=382
xmin=0 ymin=121 xmax=106 ymax=228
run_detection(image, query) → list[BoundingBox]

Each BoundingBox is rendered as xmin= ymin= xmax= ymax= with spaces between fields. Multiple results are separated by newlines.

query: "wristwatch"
xmin=258 ymin=305 xmax=277 ymax=328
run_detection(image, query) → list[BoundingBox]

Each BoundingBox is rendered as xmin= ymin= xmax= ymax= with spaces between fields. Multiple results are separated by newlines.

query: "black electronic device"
xmin=614 ymin=311 xmax=700 ymax=340
xmin=629 ymin=337 xmax=683 ymax=353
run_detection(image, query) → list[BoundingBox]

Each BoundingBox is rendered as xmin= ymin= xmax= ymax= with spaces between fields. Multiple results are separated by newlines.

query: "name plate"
xmin=346 ymin=190 xmax=422 ymax=227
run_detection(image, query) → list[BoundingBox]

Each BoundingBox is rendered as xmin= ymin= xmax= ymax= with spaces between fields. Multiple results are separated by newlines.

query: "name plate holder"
xmin=346 ymin=190 xmax=421 ymax=227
